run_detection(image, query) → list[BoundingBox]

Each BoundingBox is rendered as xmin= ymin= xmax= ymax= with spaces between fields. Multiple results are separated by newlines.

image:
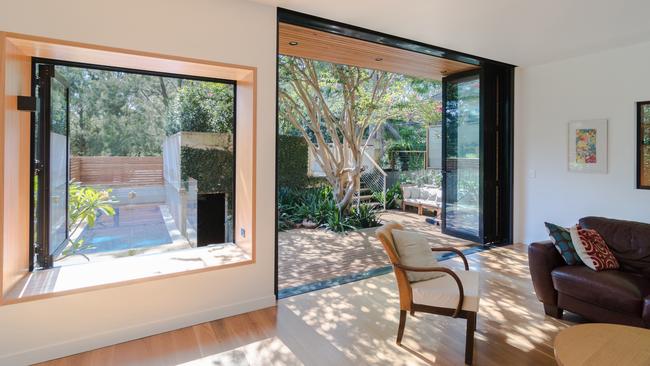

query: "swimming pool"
xmin=77 ymin=204 xmax=174 ymax=254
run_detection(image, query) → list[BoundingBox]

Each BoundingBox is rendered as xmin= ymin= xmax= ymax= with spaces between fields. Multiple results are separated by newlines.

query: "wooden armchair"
xmin=376 ymin=222 xmax=479 ymax=365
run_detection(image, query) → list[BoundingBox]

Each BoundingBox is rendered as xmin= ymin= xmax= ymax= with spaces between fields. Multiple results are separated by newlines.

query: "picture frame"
xmin=638 ymin=101 xmax=650 ymax=189
xmin=568 ymin=119 xmax=608 ymax=173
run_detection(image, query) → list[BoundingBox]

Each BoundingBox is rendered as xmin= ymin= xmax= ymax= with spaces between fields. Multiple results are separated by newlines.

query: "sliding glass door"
xmin=442 ymin=66 xmax=513 ymax=245
xmin=442 ymin=71 xmax=481 ymax=242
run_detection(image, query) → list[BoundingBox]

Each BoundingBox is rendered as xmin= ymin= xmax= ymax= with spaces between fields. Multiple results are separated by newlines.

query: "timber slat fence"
xmin=70 ymin=156 xmax=163 ymax=186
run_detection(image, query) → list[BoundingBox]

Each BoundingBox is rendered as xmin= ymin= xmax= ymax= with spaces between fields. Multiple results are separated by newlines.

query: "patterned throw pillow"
xmin=545 ymin=222 xmax=582 ymax=265
xmin=569 ymin=226 xmax=619 ymax=271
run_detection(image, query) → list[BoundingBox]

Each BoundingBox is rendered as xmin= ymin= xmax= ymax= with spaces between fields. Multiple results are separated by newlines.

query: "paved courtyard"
xmin=278 ymin=210 xmax=480 ymax=292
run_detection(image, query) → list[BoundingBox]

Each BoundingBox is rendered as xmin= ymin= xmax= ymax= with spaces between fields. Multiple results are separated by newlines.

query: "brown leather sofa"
xmin=529 ymin=216 xmax=650 ymax=328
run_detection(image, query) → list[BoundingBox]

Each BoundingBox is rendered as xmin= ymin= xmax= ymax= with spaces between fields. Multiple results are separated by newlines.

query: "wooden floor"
xmin=278 ymin=210 xmax=478 ymax=290
xmin=38 ymin=244 xmax=582 ymax=365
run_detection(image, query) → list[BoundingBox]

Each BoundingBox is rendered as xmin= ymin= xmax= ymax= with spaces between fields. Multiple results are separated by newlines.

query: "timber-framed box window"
xmin=30 ymin=59 xmax=237 ymax=270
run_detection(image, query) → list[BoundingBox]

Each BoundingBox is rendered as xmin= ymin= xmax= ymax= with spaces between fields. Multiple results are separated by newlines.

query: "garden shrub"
xmin=277 ymin=135 xmax=326 ymax=189
xmin=278 ymin=185 xmax=382 ymax=233
xmin=371 ymin=183 xmax=403 ymax=210
xmin=180 ymin=146 xmax=233 ymax=196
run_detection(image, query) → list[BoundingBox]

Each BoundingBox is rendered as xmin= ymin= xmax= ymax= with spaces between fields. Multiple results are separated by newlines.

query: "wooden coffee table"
xmin=554 ymin=323 xmax=650 ymax=366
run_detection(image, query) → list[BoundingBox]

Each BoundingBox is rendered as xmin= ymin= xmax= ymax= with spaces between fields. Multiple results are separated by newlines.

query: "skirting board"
xmin=0 ymin=294 xmax=276 ymax=365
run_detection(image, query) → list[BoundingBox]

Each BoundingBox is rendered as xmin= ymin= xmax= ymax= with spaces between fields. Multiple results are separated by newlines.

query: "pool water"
xmin=78 ymin=204 xmax=173 ymax=254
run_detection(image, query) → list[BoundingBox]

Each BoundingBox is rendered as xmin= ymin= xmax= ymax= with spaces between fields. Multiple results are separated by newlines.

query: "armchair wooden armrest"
xmin=394 ymin=263 xmax=465 ymax=318
xmin=431 ymin=247 xmax=469 ymax=270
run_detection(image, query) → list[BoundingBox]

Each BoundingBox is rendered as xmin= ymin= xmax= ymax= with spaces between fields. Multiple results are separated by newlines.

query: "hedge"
xmin=181 ymin=135 xmax=323 ymax=195
xmin=180 ymin=146 xmax=234 ymax=196
xmin=278 ymin=135 xmax=324 ymax=188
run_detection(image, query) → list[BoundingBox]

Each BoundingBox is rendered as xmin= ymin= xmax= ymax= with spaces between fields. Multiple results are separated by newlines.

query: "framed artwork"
xmin=568 ymin=119 xmax=608 ymax=173
xmin=638 ymin=101 xmax=650 ymax=189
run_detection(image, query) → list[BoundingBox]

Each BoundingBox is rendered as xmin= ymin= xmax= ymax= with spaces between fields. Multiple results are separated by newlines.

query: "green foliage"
xmin=180 ymin=146 xmax=234 ymax=196
xmin=322 ymin=208 xmax=356 ymax=233
xmin=277 ymin=135 xmax=325 ymax=189
xmin=60 ymin=182 xmax=116 ymax=260
xmin=371 ymin=183 xmax=403 ymax=209
xmin=278 ymin=186 xmax=331 ymax=230
xmin=166 ymin=81 xmax=234 ymax=135
xmin=399 ymin=170 xmax=442 ymax=187
xmin=347 ymin=204 xmax=382 ymax=229
xmin=56 ymin=65 xmax=234 ymax=157
xmin=278 ymin=186 xmax=381 ymax=233
xmin=278 ymin=56 xmax=442 ymax=143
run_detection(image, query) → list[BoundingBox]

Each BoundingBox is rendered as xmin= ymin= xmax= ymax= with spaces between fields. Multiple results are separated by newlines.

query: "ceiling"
xmin=279 ymin=23 xmax=477 ymax=80
xmin=251 ymin=0 xmax=650 ymax=67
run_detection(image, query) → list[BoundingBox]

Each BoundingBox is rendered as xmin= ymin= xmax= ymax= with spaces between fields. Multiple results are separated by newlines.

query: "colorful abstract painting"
xmin=576 ymin=129 xmax=597 ymax=164
xmin=568 ymin=119 xmax=607 ymax=173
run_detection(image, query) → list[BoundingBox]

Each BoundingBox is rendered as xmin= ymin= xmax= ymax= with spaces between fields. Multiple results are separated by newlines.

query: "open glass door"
xmin=32 ymin=63 xmax=70 ymax=268
xmin=441 ymin=71 xmax=482 ymax=242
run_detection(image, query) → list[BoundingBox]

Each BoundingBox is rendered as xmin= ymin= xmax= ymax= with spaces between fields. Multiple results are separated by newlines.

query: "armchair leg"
xmin=465 ymin=312 xmax=476 ymax=365
xmin=410 ymin=310 xmax=415 ymax=316
xmin=396 ymin=310 xmax=407 ymax=345
xmin=543 ymin=304 xmax=563 ymax=319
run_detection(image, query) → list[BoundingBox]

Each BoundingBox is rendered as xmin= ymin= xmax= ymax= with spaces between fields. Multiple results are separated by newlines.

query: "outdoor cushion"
xmin=416 ymin=199 xmax=439 ymax=207
xmin=405 ymin=186 xmax=420 ymax=199
xmin=544 ymin=222 xmax=582 ymax=265
xmin=391 ymin=229 xmax=444 ymax=282
xmin=420 ymin=187 xmax=437 ymax=201
xmin=411 ymin=270 xmax=480 ymax=311
xmin=570 ymin=226 xmax=619 ymax=271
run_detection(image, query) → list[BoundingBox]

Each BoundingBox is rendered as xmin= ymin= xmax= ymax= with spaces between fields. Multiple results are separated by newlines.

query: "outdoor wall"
xmin=0 ymin=0 xmax=276 ymax=364
xmin=514 ymin=40 xmax=650 ymax=244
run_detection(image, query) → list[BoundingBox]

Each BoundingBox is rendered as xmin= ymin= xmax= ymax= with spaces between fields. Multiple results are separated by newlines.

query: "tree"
xmin=166 ymin=81 xmax=234 ymax=135
xmin=279 ymin=57 xmax=397 ymax=211
xmin=57 ymin=66 xmax=235 ymax=157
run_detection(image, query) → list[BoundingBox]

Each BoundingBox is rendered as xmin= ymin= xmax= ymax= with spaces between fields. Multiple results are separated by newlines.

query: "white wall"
xmin=0 ymin=0 xmax=277 ymax=364
xmin=514 ymin=41 xmax=650 ymax=244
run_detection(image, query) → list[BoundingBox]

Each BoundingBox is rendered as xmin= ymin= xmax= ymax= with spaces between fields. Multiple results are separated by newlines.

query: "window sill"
xmin=2 ymin=243 xmax=253 ymax=305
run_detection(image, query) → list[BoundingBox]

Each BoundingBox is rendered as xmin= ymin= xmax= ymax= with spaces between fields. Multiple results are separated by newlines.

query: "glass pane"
xmin=642 ymin=104 xmax=650 ymax=187
xmin=54 ymin=65 xmax=235 ymax=266
xmin=49 ymin=77 xmax=68 ymax=255
xmin=32 ymin=77 xmax=43 ymax=252
xmin=444 ymin=75 xmax=480 ymax=238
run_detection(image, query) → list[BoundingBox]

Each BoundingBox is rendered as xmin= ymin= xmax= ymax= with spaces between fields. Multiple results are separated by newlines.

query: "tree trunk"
xmin=279 ymin=57 xmax=393 ymax=212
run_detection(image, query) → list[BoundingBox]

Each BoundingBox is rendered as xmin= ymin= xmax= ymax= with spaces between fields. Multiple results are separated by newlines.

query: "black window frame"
xmin=29 ymin=57 xmax=238 ymax=270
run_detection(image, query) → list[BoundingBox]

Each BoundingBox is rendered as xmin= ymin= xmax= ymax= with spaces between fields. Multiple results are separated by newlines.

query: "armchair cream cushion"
xmin=391 ymin=230 xmax=445 ymax=282
xmin=411 ymin=270 xmax=480 ymax=311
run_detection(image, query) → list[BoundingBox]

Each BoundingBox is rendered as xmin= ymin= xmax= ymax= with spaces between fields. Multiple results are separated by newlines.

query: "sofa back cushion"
xmin=420 ymin=187 xmax=437 ymax=201
xmin=579 ymin=217 xmax=650 ymax=277
xmin=402 ymin=185 xmax=419 ymax=200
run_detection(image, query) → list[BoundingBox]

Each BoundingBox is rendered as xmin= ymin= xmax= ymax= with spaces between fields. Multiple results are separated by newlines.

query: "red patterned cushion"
xmin=569 ymin=225 xmax=619 ymax=271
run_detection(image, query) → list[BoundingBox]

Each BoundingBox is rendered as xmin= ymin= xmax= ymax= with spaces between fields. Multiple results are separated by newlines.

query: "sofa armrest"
xmin=528 ymin=241 xmax=565 ymax=306
xmin=643 ymin=296 xmax=650 ymax=327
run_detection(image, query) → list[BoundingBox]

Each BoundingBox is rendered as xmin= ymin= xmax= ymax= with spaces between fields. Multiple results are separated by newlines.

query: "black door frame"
xmin=274 ymin=8 xmax=515 ymax=297
xmin=441 ymin=69 xmax=483 ymax=243
xmin=31 ymin=63 xmax=71 ymax=269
